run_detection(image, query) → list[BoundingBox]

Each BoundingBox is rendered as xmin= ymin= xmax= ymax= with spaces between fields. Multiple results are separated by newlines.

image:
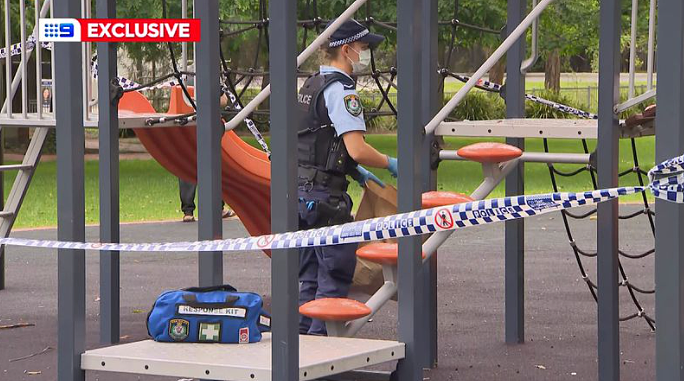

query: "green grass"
xmin=8 ymin=135 xmax=655 ymax=229
xmin=8 ymin=159 xmax=182 ymax=229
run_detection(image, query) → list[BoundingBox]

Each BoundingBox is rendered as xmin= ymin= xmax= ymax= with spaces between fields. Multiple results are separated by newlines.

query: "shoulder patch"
xmin=344 ymin=94 xmax=363 ymax=117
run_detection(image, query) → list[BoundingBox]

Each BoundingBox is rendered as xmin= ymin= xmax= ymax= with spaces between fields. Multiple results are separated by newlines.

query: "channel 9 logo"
xmin=39 ymin=19 xmax=81 ymax=42
xmin=39 ymin=18 xmax=200 ymax=42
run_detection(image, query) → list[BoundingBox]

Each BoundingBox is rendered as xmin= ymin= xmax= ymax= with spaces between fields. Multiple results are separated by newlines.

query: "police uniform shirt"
xmin=320 ymin=65 xmax=366 ymax=137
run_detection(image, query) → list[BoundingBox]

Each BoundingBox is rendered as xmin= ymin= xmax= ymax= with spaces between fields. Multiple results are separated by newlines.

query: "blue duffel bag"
xmin=147 ymin=284 xmax=271 ymax=344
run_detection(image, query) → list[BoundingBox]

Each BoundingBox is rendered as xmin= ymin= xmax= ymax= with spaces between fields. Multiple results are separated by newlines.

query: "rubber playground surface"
xmin=0 ymin=205 xmax=656 ymax=380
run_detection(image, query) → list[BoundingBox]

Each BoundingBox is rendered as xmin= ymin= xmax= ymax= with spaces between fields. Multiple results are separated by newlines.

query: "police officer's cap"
xmin=326 ymin=19 xmax=385 ymax=49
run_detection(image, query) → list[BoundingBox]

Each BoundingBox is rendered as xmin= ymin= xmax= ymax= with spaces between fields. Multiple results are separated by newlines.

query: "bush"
xmin=446 ymin=92 xmax=506 ymax=121
xmin=43 ymin=129 xmax=56 ymax=154
xmin=525 ymin=90 xmax=582 ymax=119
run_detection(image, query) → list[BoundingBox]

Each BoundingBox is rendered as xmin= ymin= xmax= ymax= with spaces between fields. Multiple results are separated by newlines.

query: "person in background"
xmin=180 ymin=93 xmax=236 ymax=222
xmin=296 ymin=19 xmax=398 ymax=335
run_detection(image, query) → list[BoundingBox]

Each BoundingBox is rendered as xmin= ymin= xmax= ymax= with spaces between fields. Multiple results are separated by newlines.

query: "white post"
xmin=181 ymin=0 xmax=188 ymax=71
xmin=628 ymin=0 xmax=638 ymax=98
xmin=20 ymin=0 xmax=27 ymax=117
xmin=50 ymin=0 xmax=55 ymax=113
xmin=35 ymin=0 xmax=42 ymax=118
xmin=646 ymin=0 xmax=656 ymax=90
xmin=5 ymin=0 xmax=12 ymax=118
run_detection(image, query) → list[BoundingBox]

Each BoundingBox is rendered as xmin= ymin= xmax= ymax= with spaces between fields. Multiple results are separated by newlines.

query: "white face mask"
xmin=347 ymin=46 xmax=371 ymax=73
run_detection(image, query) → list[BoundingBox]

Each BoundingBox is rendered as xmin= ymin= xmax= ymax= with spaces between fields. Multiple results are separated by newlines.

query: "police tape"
xmin=1 ymin=154 xmax=683 ymax=253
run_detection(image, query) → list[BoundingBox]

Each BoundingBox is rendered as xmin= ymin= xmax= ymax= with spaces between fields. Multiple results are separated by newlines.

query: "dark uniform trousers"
xmin=179 ymin=178 xmax=197 ymax=215
xmin=298 ymin=185 xmax=357 ymax=335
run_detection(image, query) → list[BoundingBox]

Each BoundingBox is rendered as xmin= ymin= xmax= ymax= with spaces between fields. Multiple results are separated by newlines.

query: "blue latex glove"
xmin=386 ymin=156 xmax=398 ymax=178
xmin=356 ymin=165 xmax=385 ymax=188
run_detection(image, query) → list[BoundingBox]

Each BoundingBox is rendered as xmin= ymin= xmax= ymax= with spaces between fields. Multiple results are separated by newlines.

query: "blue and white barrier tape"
xmin=1 ymin=154 xmax=683 ymax=253
xmin=0 ymin=35 xmax=52 ymax=60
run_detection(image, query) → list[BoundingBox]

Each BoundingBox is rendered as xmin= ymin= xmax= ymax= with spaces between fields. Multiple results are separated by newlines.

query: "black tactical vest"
xmin=297 ymin=72 xmax=359 ymax=182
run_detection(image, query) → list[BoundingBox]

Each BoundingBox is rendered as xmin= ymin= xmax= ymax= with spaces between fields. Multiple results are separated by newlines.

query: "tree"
xmin=537 ymin=0 xmax=599 ymax=92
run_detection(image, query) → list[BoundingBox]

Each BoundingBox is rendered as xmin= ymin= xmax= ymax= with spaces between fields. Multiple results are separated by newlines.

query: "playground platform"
xmin=0 ymin=205 xmax=655 ymax=380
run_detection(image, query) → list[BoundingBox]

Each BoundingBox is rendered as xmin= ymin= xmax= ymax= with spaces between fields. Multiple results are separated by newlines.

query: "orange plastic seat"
xmin=457 ymin=142 xmax=523 ymax=163
xmin=357 ymin=243 xmax=425 ymax=266
xmin=422 ymin=191 xmax=474 ymax=209
xmin=299 ymin=298 xmax=371 ymax=321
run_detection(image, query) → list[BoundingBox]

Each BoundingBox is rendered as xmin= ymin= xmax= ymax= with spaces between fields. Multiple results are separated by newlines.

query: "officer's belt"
xmin=298 ymin=167 xmax=348 ymax=192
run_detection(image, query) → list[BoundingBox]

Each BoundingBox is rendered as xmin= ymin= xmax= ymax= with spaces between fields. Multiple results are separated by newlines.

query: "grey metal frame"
xmin=419 ymin=0 xmax=439 ymax=368
xmin=504 ymin=0 xmax=526 ymax=344
xmin=269 ymin=0 xmax=300 ymax=379
xmin=396 ymin=0 xmax=424 ymax=379
xmin=654 ymin=0 xmax=684 ymax=379
xmin=97 ymin=0 xmax=120 ymax=345
xmin=597 ymin=0 xmax=622 ymax=379
xmin=54 ymin=1 xmax=85 ymax=381
xmin=195 ymin=0 xmax=223 ymax=288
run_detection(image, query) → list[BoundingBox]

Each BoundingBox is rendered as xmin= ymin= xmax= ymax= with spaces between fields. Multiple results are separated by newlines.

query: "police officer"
xmin=297 ymin=19 xmax=399 ymax=336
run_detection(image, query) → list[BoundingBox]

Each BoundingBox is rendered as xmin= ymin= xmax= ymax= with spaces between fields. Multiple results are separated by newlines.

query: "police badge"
xmin=168 ymin=318 xmax=189 ymax=341
xmin=344 ymin=94 xmax=362 ymax=116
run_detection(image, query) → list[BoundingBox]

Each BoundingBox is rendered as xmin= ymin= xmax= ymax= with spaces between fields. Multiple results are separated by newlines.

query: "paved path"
xmin=0 ymin=205 xmax=656 ymax=380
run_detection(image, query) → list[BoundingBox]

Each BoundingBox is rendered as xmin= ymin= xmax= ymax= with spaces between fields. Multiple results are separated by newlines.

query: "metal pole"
xmin=224 ymin=0 xmax=369 ymax=130
xmin=181 ymin=0 xmax=188 ymax=72
xmin=646 ymin=0 xmax=656 ymax=90
xmin=54 ymin=0 xmax=85 ymax=380
xmin=35 ymin=0 xmax=43 ymax=119
xmin=420 ymin=0 xmax=439 ymax=369
xmin=269 ymin=0 xmax=299 ymax=379
xmin=0 ymin=128 xmax=3 ymax=291
xmin=505 ymin=0 xmax=526 ymax=345
xmin=97 ymin=0 xmax=119 ymax=345
xmin=5 ymin=0 xmax=12 ymax=118
xmin=628 ymin=0 xmax=638 ymax=98
xmin=0 ymin=68 xmax=3 ymax=291
xmin=655 ymin=0 xmax=684 ymax=378
xmin=195 ymin=0 xmax=223 ymax=287
xmin=520 ymin=0 xmax=538 ymax=74
xmin=424 ymin=0 xmax=555 ymax=135
xmin=19 ymin=0 xmax=27 ymax=118
xmin=396 ymin=0 xmax=424 ymax=380
xmin=597 ymin=0 xmax=621 ymax=378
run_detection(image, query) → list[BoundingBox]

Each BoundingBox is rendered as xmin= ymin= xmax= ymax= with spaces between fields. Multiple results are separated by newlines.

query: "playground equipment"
xmin=1 ymin=0 xmax=683 ymax=379
xmin=119 ymin=87 xmax=272 ymax=241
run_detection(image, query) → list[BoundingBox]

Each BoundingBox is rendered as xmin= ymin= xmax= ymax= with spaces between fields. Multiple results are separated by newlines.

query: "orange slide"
xmin=118 ymin=87 xmax=272 ymax=252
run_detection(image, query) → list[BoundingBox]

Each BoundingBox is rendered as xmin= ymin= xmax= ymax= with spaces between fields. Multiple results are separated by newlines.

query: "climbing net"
xmin=436 ymin=14 xmax=655 ymax=329
xmin=112 ymin=0 xmax=655 ymax=330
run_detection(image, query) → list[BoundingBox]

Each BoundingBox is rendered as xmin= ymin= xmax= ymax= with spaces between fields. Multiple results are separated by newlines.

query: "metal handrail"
xmin=1 ymin=0 xmax=51 ymax=116
xmin=424 ymin=0 xmax=556 ymax=135
xmin=520 ymin=0 xmax=539 ymax=74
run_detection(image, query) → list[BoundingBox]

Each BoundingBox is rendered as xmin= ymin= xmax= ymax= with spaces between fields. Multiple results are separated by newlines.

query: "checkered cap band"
xmin=329 ymin=29 xmax=369 ymax=47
